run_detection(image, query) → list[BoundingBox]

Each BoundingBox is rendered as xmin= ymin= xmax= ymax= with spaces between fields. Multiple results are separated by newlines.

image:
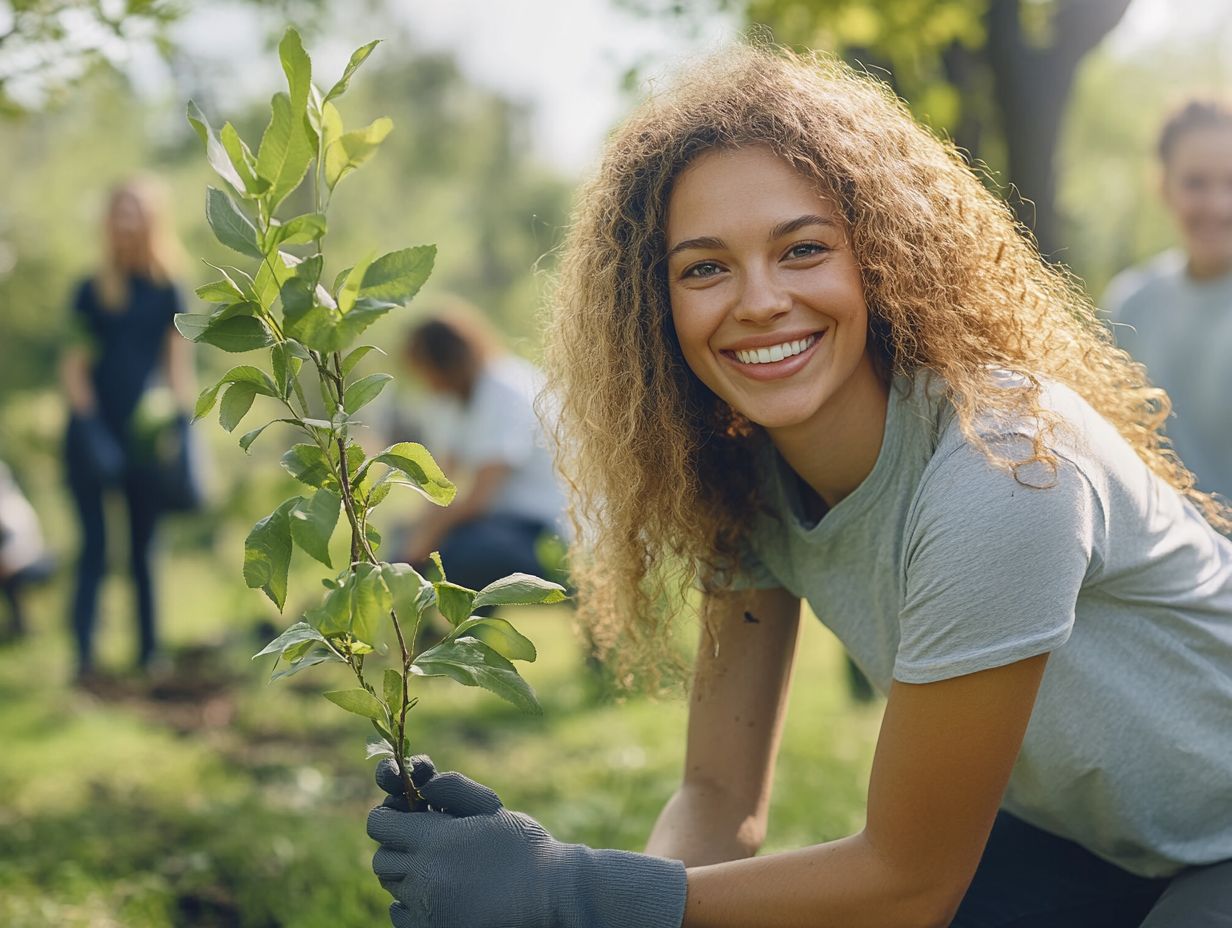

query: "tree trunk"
xmin=985 ymin=0 xmax=1132 ymax=258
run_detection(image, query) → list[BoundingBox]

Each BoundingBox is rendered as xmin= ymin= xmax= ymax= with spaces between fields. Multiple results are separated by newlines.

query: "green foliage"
xmin=184 ymin=28 xmax=565 ymax=802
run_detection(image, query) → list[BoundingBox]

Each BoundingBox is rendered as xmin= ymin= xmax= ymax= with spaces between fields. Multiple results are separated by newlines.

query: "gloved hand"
xmin=367 ymin=755 xmax=687 ymax=928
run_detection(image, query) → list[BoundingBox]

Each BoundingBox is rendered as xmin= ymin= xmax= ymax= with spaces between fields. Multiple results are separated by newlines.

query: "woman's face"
xmin=666 ymin=145 xmax=876 ymax=433
xmin=106 ymin=192 xmax=151 ymax=269
xmin=1162 ymin=125 xmax=1232 ymax=276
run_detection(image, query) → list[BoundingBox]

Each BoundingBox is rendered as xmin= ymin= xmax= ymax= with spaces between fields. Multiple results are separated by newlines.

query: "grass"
xmin=0 ymin=439 xmax=883 ymax=925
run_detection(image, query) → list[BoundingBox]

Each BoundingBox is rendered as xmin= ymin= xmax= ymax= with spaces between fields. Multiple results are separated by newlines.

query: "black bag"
xmin=149 ymin=414 xmax=206 ymax=513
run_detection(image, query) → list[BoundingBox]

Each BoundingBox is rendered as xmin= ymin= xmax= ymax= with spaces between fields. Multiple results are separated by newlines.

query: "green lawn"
xmin=0 ymin=506 xmax=882 ymax=926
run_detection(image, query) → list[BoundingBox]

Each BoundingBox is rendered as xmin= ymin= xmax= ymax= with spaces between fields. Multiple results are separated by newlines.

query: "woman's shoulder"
xmin=924 ymin=370 xmax=1119 ymax=489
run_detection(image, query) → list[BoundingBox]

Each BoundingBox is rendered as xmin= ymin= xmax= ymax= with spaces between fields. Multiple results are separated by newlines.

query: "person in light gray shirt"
xmin=1105 ymin=99 xmax=1232 ymax=504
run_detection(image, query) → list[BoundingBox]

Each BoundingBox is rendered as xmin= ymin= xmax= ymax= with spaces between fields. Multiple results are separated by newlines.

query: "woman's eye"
xmin=785 ymin=242 xmax=826 ymax=260
xmin=683 ymin=261 xmax=724 ymax=279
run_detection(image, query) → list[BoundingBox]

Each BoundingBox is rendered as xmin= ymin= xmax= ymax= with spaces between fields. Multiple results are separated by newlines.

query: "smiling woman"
xmin=362 ymin=43 xmax=1232 ymax=928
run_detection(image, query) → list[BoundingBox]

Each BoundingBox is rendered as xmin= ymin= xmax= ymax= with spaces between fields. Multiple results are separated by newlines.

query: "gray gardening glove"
xmin=367 ymin=756 xmax=687 ymax=928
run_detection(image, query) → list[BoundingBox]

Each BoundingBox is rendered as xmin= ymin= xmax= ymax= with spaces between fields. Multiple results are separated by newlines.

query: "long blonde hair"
xmin=545 ymin=45 xmax=1224 ymax=678
xmin=95 ymin=175 xmax=185 ymax=310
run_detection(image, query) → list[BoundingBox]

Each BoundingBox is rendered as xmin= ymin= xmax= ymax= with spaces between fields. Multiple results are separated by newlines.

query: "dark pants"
xmin=67 ymin=427 xmax=161 ymax=673
xmin=952 ymin=812 xmax=1173 ymax=927
xmin=431 ymin=514 xmax=548 ymax=593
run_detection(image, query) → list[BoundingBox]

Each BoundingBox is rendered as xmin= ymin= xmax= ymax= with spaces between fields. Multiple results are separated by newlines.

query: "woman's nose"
xmin=734 ymin=267 xmax=791 ymax=324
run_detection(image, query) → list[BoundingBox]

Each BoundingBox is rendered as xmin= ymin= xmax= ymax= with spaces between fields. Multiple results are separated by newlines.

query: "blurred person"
xmin=1104 ymin=98 xmax=1232 ymax=504
xmin=364 ymin=48 xmax=1232 ymax=928
xmin=0 ymin=459 xmax=53 ymax=642
xmin=59 ymin=177 xmax=195 ymax=683
xmin=399 ymin=301 xmax=567 ymax=594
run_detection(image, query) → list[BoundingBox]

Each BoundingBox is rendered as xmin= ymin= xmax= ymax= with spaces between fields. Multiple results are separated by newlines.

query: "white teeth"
xmin=734 ymin=334 xmax=817 ymax=365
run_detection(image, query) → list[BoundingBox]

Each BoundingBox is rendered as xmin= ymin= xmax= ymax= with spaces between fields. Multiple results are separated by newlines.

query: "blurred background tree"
xmin=624 ymin=0 xmax=1136 ymax=258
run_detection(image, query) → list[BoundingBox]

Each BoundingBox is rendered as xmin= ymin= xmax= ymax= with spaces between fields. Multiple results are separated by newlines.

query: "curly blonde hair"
xmin=545 ymin=44 xmax=1224 ymax=678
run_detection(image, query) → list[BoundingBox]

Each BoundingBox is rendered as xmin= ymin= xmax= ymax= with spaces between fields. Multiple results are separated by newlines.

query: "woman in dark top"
xmin=59 ymin=177 xmax=195 ymax=682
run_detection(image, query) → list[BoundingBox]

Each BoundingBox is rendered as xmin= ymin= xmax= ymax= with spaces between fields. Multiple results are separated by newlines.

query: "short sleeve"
xmin=894 ymin=439 xmax=1101 ymax=684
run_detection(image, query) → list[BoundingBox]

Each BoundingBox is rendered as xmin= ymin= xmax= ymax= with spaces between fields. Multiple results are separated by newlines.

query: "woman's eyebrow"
xmin=769 ymin=214 xmax=838 ymax=239
xmin=666 ymin=215 xmax=838 ymax=260
xmin=666 ymin=235 xmax=725 ymax=260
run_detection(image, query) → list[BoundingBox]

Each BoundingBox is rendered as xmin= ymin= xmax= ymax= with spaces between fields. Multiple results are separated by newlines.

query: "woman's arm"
xmin=164 ymin=327 xmax=196 ymax=414
xmin=646 ymin=586 xmax=802 ymax=865
xmin=681 ymin=652 xmax=1050 ymax=928
xmin=59 ymin=346 xmax=96 ymax=415
xmin=404 ymin=461 xmax=511 ymax=563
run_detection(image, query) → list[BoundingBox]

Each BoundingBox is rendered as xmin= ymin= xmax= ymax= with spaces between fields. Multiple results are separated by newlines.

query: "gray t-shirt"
xmin=738 ymin=370 xmax=1232 ymax=877
xmin=1103 ymin=250 xmax=1232 ymax=502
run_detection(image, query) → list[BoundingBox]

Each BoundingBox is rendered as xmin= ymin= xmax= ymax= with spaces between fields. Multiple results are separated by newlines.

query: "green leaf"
xmin=412 ymin=638 xmax=541 ymax=714
xmin=203 ymin=262 xmax=258 ymax=301
xmin=239 ymin=422 xmax=274 ymax=452
xmin=187 ymin=100 xmax=247 ymax=196
xmin=271 ymin=649 xmax=343 ymax=681
xmin=452 ymin=617 xmax=537 ymax=662
xmin=175 ymin=313 xmax=273 ymax=353
xmin=325 ymin=116 xmax=393 ymax=190
xmin=344 ymin=372 xmax=393 ymax=415
xmin=268 ymin=212 xmax=326 ymax=248
xmin=271 ymin=342 xmax=303 ymax=399
xmin=256 ymin=250 xmax=310 ymax=310
xmin=382 ymin=667 xmax=403 ymax=712
xmin=352 ymin=563 xmax=392 ymax=646
xmin=218 ymin=365 xmax=279 ymax=397
xmin=256 ymin=91 xmax=314 ymax=211
xmin=434 ymin=581 xmax=475 ymax=626
xmin=281 ymin=443 xmax=334 ymax=488
xmin=307 ymin=578 xmax=352 ymax=637
xmin=365 ymin=523 xmax=382 ymax=552
xmin=220 ymin=121 xmax=270 ymax=197
xmin=282 ymin=290 xmax=393 ymax=354
xmin=199 ymin=317 xmax=273 ymax=353
xmin=195 ymin=278 xmax=246 ymax=303
xmin=366 ymin=739 xmax=395 ymax=760
xmin=219 ymin=382 xmax=258 ymax=432
xmin=473 ymin=573 xmax=568 ymax=610
xmin=253 ymin=620 xmax=326 ymax=659
xmin=341 ymin=344 xmax=384 ymax=376
xmin=323 ymin=688 xmax=387 ymax=721
xmin=214 ymin=300 xmax=262 ymax=322
xmin=337 ymin=251 xmax=373 ymax=315
xmin=325 ymin=39 xmax=379 ymax=103
xmin=379 ymin=562 xmax=434 ymax=622
xmin=366 ymin=441 xmax=455 ymax=506
xmin=359 ymin=245 xmax=437 ymax=304
xmin=279 ymin=28 xmax=312 ymax=114
xmin=306 ymin=81 xmax=325 ymax=139
xmin=290 ymin=487 xmax=340 ymax=568
xmin=205 ymin=186 xmax=262 ymax=258
xmin=193 ymin=381 xmax=223 ymax=421
xmin=365 ymin=480 xmax=393 ymax=510
xmin=244 ymin=499 xmax=297 ymax=610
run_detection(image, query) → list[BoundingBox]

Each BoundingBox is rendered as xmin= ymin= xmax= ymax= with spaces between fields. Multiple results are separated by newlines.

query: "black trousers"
xmin=952 ymin=812 xmax=1178 ymax=927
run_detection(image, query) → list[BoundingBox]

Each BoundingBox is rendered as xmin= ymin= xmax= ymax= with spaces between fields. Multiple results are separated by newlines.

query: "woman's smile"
xmin=720 ymin=330 xmax=825 ymax=380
